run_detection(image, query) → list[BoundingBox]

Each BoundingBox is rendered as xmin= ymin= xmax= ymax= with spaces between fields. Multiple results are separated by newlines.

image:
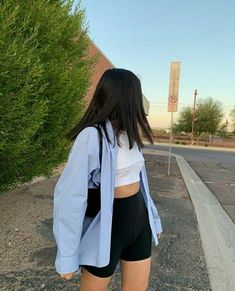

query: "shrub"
xmin=0 ymin=0 xmax=94 ymax=192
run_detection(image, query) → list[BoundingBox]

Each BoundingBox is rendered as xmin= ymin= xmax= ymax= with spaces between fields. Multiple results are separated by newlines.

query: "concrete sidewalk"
xmin=174 ymin=154 xmax=235 ymax=291
xmin=143 ymin=148 xmax=235 ymax=291
xmin=0 ymin=150 xmax=212 ymax=290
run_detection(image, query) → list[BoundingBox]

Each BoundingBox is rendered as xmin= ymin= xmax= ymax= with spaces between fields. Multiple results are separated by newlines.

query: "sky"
xmin=75 ymin=0 xmax=235 ymax=128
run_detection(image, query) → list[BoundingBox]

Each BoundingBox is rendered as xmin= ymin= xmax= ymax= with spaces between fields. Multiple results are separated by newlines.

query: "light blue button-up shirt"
xmin=53 ymin=118 xmax=163 ymax=275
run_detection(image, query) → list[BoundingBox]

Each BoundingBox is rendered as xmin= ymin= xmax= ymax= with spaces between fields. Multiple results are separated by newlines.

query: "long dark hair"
xmin=66 ymin=68 xmax=154 ymax=149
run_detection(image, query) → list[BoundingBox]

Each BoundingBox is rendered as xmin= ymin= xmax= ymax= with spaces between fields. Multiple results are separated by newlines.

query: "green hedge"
xmin=0 ymin=0 xmax=95 ymax=192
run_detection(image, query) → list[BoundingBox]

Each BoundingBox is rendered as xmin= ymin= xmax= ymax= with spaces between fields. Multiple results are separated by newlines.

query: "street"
xmin=145 ymin=144 xmax=235 ymax=224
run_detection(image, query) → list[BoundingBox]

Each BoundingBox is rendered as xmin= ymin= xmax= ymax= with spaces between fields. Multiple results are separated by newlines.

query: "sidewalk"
xmin=0 ymin=151 xmax=211 ymax=290
xmin=173 ymin=154 xmax=235 ymax=291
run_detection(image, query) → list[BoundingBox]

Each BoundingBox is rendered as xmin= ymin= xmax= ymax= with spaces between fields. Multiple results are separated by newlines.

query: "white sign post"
xmin=167 ymin=62 xmax=181 ymax=176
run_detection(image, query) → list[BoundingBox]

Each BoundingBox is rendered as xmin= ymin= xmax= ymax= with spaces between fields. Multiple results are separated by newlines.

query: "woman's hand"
xmin=59 ymin=272 xmax=75 ymax=280
xmin=157 ymin=233 xmax=161 ymax=240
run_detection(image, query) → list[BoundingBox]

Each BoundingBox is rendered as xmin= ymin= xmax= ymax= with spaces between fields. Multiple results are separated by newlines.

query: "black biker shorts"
xmin=81 ymin=189 xmax=152 ymax=278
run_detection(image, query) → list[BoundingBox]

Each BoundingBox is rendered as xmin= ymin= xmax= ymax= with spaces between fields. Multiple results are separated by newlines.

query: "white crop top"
xmin=115 ymin=131 xmax=145 ymax=187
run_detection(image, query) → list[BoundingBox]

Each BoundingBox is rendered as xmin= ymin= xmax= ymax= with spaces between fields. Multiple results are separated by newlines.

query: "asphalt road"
xmin=145 ymin=144 xmax=235 ymax=224
xmin=146 ymin=144 xmax=235 ymax=163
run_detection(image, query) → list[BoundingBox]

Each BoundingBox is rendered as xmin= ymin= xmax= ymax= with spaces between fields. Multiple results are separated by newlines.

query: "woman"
xmin=53 ymin=68 xmax=163 ymax=290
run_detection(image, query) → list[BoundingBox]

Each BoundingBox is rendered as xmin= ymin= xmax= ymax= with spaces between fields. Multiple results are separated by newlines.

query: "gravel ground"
xmin=0 ymin=153 xmax=211 ymax=290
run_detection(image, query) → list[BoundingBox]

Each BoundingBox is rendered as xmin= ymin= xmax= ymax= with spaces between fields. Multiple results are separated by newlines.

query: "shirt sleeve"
xmin=141 ymin=160 xmax=163 ymax=235
xmin=52 ymin=127 xmax=100 ymax=274
xmin=149 ymin=197 xmax=163 ymax=234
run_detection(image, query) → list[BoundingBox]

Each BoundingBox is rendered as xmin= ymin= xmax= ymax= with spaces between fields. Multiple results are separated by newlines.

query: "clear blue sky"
xmin=75 ymin=0 xmax=235 ymax=127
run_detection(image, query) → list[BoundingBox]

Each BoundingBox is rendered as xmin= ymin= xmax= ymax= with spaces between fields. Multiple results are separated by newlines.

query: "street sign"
xmin=167 ymin=61 xmax=181 ymax=176
xmin=168 ymin=62 xmax=181 ymax=112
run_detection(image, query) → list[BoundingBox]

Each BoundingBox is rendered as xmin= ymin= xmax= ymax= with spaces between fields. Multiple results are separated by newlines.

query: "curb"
xmin=143 ymin=148 xmax=235 ymax=291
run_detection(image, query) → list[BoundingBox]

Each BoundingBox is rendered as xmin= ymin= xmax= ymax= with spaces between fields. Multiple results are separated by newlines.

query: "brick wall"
xmin=85 ymin=42 xmax=114 ymax=105
xmin=85 ymin=41 xmax=149 ymax=115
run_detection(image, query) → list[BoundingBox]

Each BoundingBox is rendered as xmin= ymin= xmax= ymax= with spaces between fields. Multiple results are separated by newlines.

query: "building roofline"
xmin=90 ymin=40 xmax=116 ymax=68
xmin=89 ymin=39 xmax=150 ymax=115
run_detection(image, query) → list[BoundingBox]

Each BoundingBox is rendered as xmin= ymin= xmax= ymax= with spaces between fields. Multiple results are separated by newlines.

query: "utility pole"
xmin=191 ymin=89 xmax=198 ymax=145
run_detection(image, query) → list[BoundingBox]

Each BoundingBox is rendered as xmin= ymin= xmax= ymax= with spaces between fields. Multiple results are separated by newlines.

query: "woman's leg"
xmin=119 ymin=191 xmax=153 ymax=291
xmin=120 ymin=257 xmax=152 ymax=291
xmin=79 ymin=267 xmax=112 ymax=291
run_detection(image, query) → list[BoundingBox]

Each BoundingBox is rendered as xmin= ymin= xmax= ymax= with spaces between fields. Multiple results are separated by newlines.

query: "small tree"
xmin=230 ymin=107 xmax=235 ymax=130
xmin=173 ymin=106 xmax=193 ymax=134
xmin=173 ymin=97 xmax=224 ymax=142
xmin=217 ymin=122 xmax=229 ymax=140
xmin=0 ymin=0 xmax=95 ymax=191
xmin=196 ymin=97 xmax=224 ymax=140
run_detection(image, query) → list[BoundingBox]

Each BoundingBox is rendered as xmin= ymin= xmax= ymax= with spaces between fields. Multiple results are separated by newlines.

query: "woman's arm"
xmin=53 ymin=127 xmax=100 ymax=275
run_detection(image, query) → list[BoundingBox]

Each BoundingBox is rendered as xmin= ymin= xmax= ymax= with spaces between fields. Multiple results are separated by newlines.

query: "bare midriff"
xmin=114 ymin=181 xmax=140 ymax=198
